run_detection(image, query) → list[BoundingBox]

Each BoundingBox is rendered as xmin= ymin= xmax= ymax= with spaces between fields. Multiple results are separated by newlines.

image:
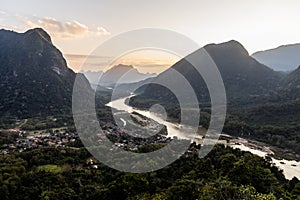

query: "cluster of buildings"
xmin=1 ymin=120 xmax=199 ymax=155
xmin=1 ymin=129 xmax=78 ymax=155
xmin=100 ymin=122 xmax=173 ymax=152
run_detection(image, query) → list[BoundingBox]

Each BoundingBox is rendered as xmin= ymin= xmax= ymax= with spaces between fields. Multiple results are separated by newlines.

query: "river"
xmin=106 ymin=96 xmax=300 ymax=180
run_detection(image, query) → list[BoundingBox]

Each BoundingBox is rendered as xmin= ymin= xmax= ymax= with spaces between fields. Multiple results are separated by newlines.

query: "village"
xmin=0 ymin=128 xmax=78 ymax=155
xmin=0 ymin=120 xmax=199 ymax=156
xmin=98 ymin=120 xmax=173 ymax=151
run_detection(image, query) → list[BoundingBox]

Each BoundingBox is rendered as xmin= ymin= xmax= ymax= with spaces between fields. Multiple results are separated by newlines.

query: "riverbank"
xmin=222 ymin=135 xmax=300 ymax=180
xmin=220 ymin=134 xmax=300 ymax=162
xmin=106 ymin=95 xmax=300 ymax=180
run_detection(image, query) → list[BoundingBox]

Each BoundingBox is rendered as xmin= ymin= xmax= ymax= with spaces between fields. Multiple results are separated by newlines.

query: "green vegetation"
xmin=1 ymin=28 xmax=300 ymax=200
xmin=0 ymin=29 xmax=93 ymax=119
xmin=129 ymin=91 xmax=300 ymax=159
xmin=128 ymin=40 xmax=300 ymax=157
xmin=37 ymin=164 xmax=62 ymax=173
xmin=0 ymin=145 xmax=299 ymax=200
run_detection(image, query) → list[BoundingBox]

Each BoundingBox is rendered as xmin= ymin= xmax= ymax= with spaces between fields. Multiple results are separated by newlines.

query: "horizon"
xmin=2 ymin=0 xmax=300 ymax=73
xmin=2 ymin=27 xmax=299 ymax=73
xmin=6 ymin=26 xmax=300 ymax=74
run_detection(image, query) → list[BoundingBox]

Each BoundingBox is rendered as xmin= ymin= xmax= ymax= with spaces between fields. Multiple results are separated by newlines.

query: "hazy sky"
xmin=1 ymin=0 xmax=300 ymax=72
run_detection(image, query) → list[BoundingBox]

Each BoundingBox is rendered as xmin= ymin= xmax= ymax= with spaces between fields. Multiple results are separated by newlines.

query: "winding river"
xmin=106 ymin=96 xmax=300 ymax=180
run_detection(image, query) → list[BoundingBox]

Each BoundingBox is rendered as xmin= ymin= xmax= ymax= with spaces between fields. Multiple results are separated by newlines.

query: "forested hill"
xmin=0 ymin=28 xmax=91 ymax=119
xmin=129 ymin=40 xmax=300 ymax=155
xmin=130 ymin=40 xmax=283 ymax=106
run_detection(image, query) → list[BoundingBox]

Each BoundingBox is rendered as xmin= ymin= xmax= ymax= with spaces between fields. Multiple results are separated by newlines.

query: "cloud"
xmin=64 ymin=54 xmax=112 ymax=72
xmin=0 ymin=24 xmax=22 ymax=31
xmin=64 ymin=54 xmax=111 ymax=59
xmin=63 ymin=53 xmax=174 ymax=73
xmin=21 ymin=17 xmax=110 ymax=38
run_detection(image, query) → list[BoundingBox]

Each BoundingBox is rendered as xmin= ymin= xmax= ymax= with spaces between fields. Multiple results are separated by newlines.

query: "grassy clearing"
xmin=37 ymin=164 xmax=62 ymax=173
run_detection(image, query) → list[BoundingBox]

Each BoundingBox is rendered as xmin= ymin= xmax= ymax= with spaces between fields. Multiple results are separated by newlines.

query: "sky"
xmin=1 ymin=0 xmax=300 ymax=72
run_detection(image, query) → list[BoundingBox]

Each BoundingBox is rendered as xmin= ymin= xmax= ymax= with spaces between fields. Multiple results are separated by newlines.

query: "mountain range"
xmin=0 ymin=28 xmax=299 ymax=154
xmin=252 ymin=43 xmax=300 ymax=71
xmin=128 ymin=40 xmax=300 ymax=154
xmin=1 ymin=28 xmax=300 ymax=124
xmin=82 ymin=64 xmax=156 ymax=88
xmin=129 ymin=40 xmax=285 ymax=107
xmin=0 ymin=28 xmax=91 ymax=118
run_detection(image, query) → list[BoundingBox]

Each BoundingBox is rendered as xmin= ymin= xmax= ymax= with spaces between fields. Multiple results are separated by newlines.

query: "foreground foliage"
xmin=0 ymin=145 xmax=299 ymax=200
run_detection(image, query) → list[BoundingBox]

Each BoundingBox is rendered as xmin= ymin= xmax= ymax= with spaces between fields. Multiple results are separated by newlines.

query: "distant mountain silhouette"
xmin=0 ymin=28 xmax=91 ymax=118
xmin=87 ymin=64 xmax=156 ymax=87
xmin=279 ymin=66 xmax=300 ymax=100
xmin=283 ymin=66 xmax=300 ymax=88
xmin=252 ymin=44 xmax=300 ymax=71
xmin=81 ymin=70 xmax=103 ymax=85
xmin=80 ymin=70 xmax=104 ymax=89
